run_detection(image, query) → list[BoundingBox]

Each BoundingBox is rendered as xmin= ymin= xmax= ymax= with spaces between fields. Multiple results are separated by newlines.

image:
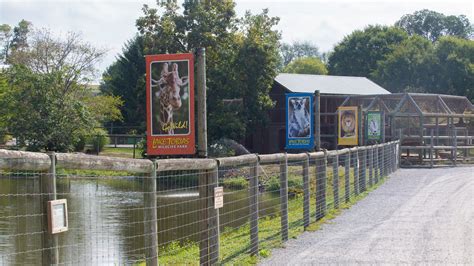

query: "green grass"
xmin=137 ymin=167 xmax=388 ymax=265
xmin=99 ymin=147 xmax=143 ymax=159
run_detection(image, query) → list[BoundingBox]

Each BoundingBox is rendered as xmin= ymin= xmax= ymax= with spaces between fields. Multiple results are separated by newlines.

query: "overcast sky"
xmin=1 ymin=0 xmax=472 ymax=83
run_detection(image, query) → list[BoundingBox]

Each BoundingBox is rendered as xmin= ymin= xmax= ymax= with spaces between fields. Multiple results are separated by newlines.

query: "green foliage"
xmin=395 ymin=9 xmax=473 ymax=42
xmin=100 ymin=36 xmax=146 ymax=133
xmin=327 ymin=25 xmax=408 ymax=77
xmin=0 ymin=28 xmax=122 ymax=152
xmin=280 ymin=41 xmax=321 ymax=67
xmin=373 ymin=35 xmax=435 ymax=93
xmin=0 ymin=19 xmax=32 ymax=63
xmin=221 ymin=176 xmax=248 ymax=189
xmin=107 ymin=1 xmax=280 ymax=142
xmin=433 ymin=36 xmax=474 ymax=101
xmin=87 ymin=128 xmax=110 ymax=153
xmin=373 ymin=35 xmax=474 ymax=98
xmin=283 ymin=57 xmax=328 ymax=75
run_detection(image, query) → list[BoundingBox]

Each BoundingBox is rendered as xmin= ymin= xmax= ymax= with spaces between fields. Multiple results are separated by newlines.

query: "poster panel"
xmin=367 ymin=111 xmax=382 ymax=141
xmin=146 ymin=53 xmax=195 ymax=155
xmin=286 ymin=93 xmax=314 ymax=150
xmin=338 ymin=106 xmax=358 ymax=146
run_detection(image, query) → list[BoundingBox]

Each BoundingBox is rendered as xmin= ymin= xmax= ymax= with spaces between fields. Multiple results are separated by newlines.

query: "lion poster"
xmin=338 ymin=106 xmax=358 ymax=146
xmin=146 ymin=53 xmax=195 ymax=156
xmin=285 ymin=93 xmax=314 ymax=150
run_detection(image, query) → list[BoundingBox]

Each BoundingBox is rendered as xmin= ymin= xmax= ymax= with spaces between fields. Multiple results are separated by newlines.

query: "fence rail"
xmin=0 ymin=141 xmax=399 ymax=265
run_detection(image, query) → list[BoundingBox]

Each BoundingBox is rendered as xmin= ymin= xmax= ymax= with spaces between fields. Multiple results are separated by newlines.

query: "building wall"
xmin=244 ymin=82 xmax=347 ymax=154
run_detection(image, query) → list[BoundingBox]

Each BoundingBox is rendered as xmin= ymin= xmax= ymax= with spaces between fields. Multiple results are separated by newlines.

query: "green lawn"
xmin=137 ymin=166 xmax=387 ymax=265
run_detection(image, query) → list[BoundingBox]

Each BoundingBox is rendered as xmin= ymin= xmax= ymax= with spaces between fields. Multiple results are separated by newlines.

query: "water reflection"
xmin=0 ymin=176 xmax=280 ymax=264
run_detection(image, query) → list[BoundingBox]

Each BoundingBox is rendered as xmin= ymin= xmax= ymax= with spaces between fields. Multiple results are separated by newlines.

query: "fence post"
xmin=144 ymin=162 xmax=158 ymax=266
xmin=332 ymin=152 xmax=339 ymax=209
xmin=374 ymin=145 xmax=379 ymax=184
xmin=315 ymin=151 xmax=327 ymax=221
xmin=344 ymin=151 xmax=350 ymax=203
xmin=453 ymin=128 xmax=457 ymax=166
xmin=303 ymin=154 xmax=310 ymax=230
xmin=353 ymin=148 xmax=359 ymax=196
xmin=398 ymin=129 xmax=403 ymax=168
xmin=249 ymin=158 xmax=259 ymax=256
xmin=368 ymin=146 xmax=373 ymax=187
xmin=41 ymin=153 xmax=59 ymax=265
xmin=199 ymin=170 xmax=209 ymax=264
xmin=360 ymin=148 xmax=367 ymax=192
xmin=280 ymin=154 xmax=288 ymax=242
xmin=208 ymin=164 xmax=220 ymax=265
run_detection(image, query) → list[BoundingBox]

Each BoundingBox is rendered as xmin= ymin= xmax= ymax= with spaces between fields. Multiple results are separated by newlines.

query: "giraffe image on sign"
xmin=146 ymin=54 xmax=195 ymax=155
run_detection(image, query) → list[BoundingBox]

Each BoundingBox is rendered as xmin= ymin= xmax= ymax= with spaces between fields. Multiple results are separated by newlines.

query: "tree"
xmin=1 ymin=28 xmax=122 ymax=152
xmin=327 ymin=25 xmax=408 ymax=77
xmin=433 ymin=36 xmax=474 ymax=100
xmin=373 ymin=35 xmax=436 ymax=93
xmin=101 ymin=36 xmax=146 ymax=132
xmin=0 ymin=20 xmax=32 ymax=63
xmin=111 ymin=0 xmax=281 ymax=141
xmin=280 ymin=41 xmax=321 ymax=67
xmin=395 ymin=9 xmax=473 ymax=42
xmin=283 ymin=57 xmax=328 ymax=75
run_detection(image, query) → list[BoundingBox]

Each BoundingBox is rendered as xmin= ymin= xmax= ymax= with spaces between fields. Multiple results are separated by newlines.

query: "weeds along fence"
xmin=0 ymin=141 xmax=399 ymax=265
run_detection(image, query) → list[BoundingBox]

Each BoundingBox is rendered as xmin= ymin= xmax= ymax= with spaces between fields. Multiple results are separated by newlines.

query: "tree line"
xmin=0 ymin=2 xmax=472 ymax=152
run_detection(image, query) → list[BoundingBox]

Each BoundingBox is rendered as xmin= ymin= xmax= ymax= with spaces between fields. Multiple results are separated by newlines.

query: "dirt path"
xmin=260 ymin=167 xmax=473 ymax=265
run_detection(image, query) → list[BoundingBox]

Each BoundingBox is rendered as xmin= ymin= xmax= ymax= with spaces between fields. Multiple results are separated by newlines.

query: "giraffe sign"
xmin=146 ymin=54 xmax=195 ymax=155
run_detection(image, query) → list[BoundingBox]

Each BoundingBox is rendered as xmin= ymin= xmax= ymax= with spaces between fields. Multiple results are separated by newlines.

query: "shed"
xmin=245 ymin=73 xmax=390 ymax=153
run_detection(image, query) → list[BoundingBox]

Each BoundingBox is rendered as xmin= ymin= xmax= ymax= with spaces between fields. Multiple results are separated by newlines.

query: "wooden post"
xmin=315 ymin=151 xmax=327 ymax=221
xmin=374 ymin=146 xmax=379 ymax=184
xmin=196 ymin=48 xmax=208 ymax=158
xmin=430 ymin=129 xmax=434 ymax=168
xmin=381 ymin=111 xmax=386 ymax=143
xmin=332 ymin=153 xmax=339 ymax=209
xmin=360 ymin=149 xmax=367 ymax=192
xmin=303 ymin=154 xmax=310 ymax=229
xmin=42 ymin=153 xmax=59 ymax=265
xmin=358 ymin=105 xmax=363 ymax=146
xmin=453 ymin=128 xmax=457 ymax=166
xmin=344 ymin=151 xmax=350 ymax=203
xmin=353 ymin=149 xmax=359 ymax=196
xmin=144 ymin=162 xmax=158 ymax=266
xmin=208 ymin=165 xmax=219 ymax=265
xmin=249 ymin=160 xmax=259 ymax=256
xmin=314 ymin=90 xmax=321 ymax=151
xmin=398 ymin=129 xmax=403 ymax=168
xmin=368 ymin=147 xmax=373 ymax=187
xmin=435 ymin=116 xmax=439 ymax=159
xmin=199 ymin=170 xmax=209 ymax=264
xmin=280 ymin=154 xmax=288 ymax=241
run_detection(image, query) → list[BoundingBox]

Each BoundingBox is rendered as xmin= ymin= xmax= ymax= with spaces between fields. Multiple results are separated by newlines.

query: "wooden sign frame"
xmin=47 ymin=199 xmax=68 ymax=234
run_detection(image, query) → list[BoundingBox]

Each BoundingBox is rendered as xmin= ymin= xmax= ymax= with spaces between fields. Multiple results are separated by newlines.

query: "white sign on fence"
xmin=214 ymin=187 xmax=224 ymax=209
xmin=47 ymin=199 xmax=68 ymax=234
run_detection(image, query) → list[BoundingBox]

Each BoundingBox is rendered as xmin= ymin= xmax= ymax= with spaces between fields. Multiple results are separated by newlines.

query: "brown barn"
xmin=245 ymin=73 xmax=390 ymax=154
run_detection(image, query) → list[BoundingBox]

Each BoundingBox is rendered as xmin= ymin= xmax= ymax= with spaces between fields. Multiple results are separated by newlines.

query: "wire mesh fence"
xmin=0 ymin=142 xmax=400 ymax=265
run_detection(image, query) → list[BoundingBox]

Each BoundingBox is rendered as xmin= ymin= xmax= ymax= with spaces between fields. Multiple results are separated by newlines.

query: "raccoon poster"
xmin=338 ymin=106 xmax=358 ymax=146
xmin=285 ymin=93 xmax=314 ymax=150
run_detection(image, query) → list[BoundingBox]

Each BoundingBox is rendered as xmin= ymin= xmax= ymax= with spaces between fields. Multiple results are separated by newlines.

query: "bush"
xmin=87 ymin=128 xmax=109 ymax=153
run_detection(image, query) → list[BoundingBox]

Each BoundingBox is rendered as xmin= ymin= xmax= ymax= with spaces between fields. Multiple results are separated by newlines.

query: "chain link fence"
xmin=0 ymin=141 xmax=399 ymax=265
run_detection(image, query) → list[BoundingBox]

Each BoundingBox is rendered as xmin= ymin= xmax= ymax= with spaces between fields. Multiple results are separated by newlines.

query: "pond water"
xmin=0 ymin=176 xmax=280 ymax=265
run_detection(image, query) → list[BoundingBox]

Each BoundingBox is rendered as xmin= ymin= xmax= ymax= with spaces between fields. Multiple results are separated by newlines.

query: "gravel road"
xmin=260 ymin=167 xmax=473 ymax=265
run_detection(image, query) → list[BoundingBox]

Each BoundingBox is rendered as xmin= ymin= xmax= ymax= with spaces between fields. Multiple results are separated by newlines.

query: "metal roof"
xmin=275 ymin=73 xmax=390 ymax=95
